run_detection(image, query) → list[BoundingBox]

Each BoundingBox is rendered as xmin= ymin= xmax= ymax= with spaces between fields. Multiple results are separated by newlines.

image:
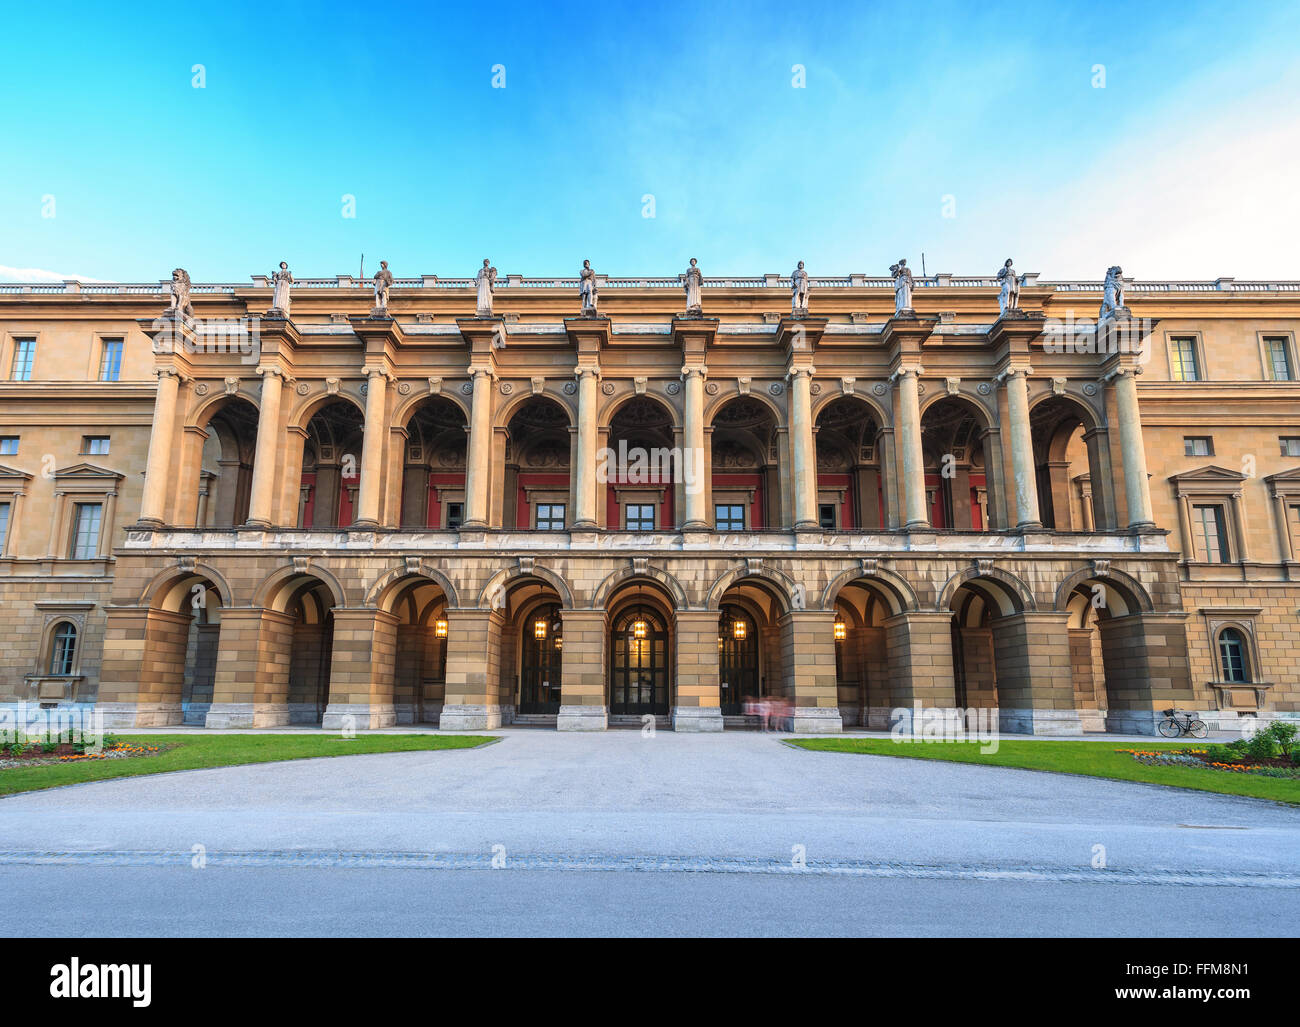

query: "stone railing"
xmin=120 ymin=525 xmax=1169 ymax=555
xmin=6 ymin=277 xmax=1299 ymax=296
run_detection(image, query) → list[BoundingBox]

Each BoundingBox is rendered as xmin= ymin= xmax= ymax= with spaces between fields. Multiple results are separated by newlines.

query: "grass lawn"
xmin=787 ymin=738 xmax=1300 ymax=804
xmin=0 ymin=734 xmax=494 ymax=798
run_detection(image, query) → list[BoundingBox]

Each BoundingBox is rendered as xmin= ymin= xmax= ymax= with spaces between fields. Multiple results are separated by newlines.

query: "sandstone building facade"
xmin=1 ymin=268 xmax=1297 ymax=735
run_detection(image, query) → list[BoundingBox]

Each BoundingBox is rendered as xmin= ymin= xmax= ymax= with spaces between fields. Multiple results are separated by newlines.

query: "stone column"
xmin=787 ymin=365 xmax=818 ymax=529
xmin=999 ymin=366 xmax=1041 ymax=530
xmin=97 ymin=607 xmax=190 ymax=727
xmin=1109 ymin=367 xmax=1155 ymax=529
xmin=1098 ymin=613 xmax=1194 ymax=735
xmin=558 ymin=609 xmax=607 ymax=730
xmin=673 ymin=610 xmax=723 ymax=731
xmin=780 ymin=609 xmax=842 ymax=733
xmin=321 ymin=608 xmax=400 ymax=729
xmin=440 ymin=608 xmax=505 ymax=729
xmin=572 ymin=367 xmax=600 ymax=529
xmin=354 ymin=368 xmax=389 ymax=528
xmin=990 ymin=612 xmax=1082 ymax=735
xmin=245 ymin=365 xmax=287 ymax=527
xmin=880 ymin=612 xmax=959 ymax=729
xmin=682 ymin=364 xmax=709 ymax=530
xmin=463 ymin=368 xmax=494 ymax=529
xmin=97 ymin=489 xmax=118 ymax=558
xmin=137 ymin=368 xmax=184 ymax=527
xmin=206 ymin=608 xmax=295 ymax=728
xmin=893 ymin=366 xmax=928 ymax=529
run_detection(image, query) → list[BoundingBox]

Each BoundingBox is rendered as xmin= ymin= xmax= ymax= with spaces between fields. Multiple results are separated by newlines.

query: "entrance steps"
xmin=723 ymin=715 xmax=762 ymax=730
xmin=511 ymin=714 xmax=558 ymax=728
xmin=608 ymin=714 xmax=670 ymax=730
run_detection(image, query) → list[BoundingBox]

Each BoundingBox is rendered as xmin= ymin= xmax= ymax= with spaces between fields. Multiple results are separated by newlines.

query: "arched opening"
xmin=505 ymin=396 xmax=572 ymax=530
xmin=921 ymin=397 xmax=993 ymax=531
xmin=519 ymin=601 xmax=564 ymax=714
xmin=298 ymin=399 xmax=365 ymax=528
xmin=138 ymin=569 xmax=228 ymax=726
xmin=280 ymin=577 xmax=338 ymax=724
xmin=815 ymin=396 xmax=885 ymax=530
xmin=400 ymin=397 xmax=467 ymax=529
xmin=378 ymin=574 xmax=452 ymax=723
xmin=1031 ymin=396 xmax=1106 ymax=531
xmin=713 ymin=579 xmax=786 ymax=723
xmin=603 ymin=581 xmax=675 ymax=721
xmin=830 ymin=579 xmax=904 ymax=727
xmin=1217 ymin=627 xmax=1251 ymax=683
xmin=47 ymin=621 xmax=79 ymax=676
xmin=710 ymin=397 xmax=778 ymax=531
xmin=198 ymin=397 xmax=258 ymax=527
xmin=606 ymin=396 xmax=676 ymax=530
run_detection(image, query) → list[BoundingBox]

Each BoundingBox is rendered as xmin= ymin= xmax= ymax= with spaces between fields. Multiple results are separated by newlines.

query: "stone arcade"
xmin=1 ymin=263 xmax=1297 ymax=736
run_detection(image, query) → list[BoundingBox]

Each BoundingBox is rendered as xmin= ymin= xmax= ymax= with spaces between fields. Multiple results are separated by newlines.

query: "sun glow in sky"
xmin=2 ymin=0 xmax=1298 ymax=282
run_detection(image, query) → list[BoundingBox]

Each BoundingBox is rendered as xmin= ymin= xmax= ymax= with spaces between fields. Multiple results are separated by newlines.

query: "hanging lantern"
xmin=833 ymin=618 xmax=847 ymax=641
xmin=534 ymin=618 xmax=548 ymax=640
xmin=434 ymin=618 xmax=448 ymax=639
xmin=732 ymin=619 xmax=747 ymax=641
xmin=632 ymin=618 xmax=648 ymax=639
xmin=554 ymin=635 xmax=563 ymax=651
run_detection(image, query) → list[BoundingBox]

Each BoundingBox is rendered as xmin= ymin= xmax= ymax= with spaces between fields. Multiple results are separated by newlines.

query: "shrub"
xmin=1265 ymin=720 xmax=1297 ymax=760
xmin=1245 ymin=731 xmax=1278 ymax=760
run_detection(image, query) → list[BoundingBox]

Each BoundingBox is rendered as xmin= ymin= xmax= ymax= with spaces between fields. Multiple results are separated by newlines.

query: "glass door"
xmin=519 ymin=604 xmax=563 ymax=713
xmin=609 ymin=606 xmax=669 ymax=715
xmin=719 ymin=605 xmax=759 ymax=715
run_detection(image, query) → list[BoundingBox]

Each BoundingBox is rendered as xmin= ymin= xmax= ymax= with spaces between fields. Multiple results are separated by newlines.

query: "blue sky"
xmin=2 ymin=0 xmax=1298 ymax=282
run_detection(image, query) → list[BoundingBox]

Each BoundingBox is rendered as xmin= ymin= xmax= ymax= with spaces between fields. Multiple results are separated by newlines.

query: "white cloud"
xmin=0 ymin=264 xmax=106 ymax=283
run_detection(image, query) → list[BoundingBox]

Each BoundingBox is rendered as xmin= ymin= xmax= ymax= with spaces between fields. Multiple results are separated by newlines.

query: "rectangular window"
xmin=1265 ymin=337 xmax=1293 ymax=381
xmin=82 ymin=436 xmax=110 ymax=455
xmin=1169 ymin=337 xmax=1200 ymax=381
xmin=445 ymin=502 xmax=464 ymax=530
xmin=624 ymin=504 xmax=656 ymax=531
xmin=0 ymin=436 xmax=17 ymax=456
xmin=1281 ymin=437 xmax=1300 ymax=458
xmin=99 ymin=339 xmax=123 ymax=382
xmin=0 ymin=501 xmax=9 ymax=549
xmin=714 ymin=503 xmax=745 ymax=531
xmin=1193 ymin=503 xmax=1230 ymax=564
xmin=818 ymin=503 xmax=837 ymax=529
xmin=535 ymin=503 xmax=566 ymax=530
xmin=71 ymin=502 xmax=102 ymax=559
xmin=10 ymin=339 xmax=35 ymax=381
xmin=1183 ymin=436 xmax=1213 ymax=457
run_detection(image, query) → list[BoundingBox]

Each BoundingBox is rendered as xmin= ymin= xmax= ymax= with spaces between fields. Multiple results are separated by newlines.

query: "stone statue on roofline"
xmin=270 ymin=261 xmax=293 ymax=318
xmin=167 ymin=268 xmax=194 ymax=321
xmin=890 ymin=258 xmax=914 ymax=316
xmin=1100 ymin=265 xmax=1127 ymax=319
xmin=372 ymin=260 xmax=393 ymax=314
xmin=579 ymin=259 xmax=598 ymax=316
xmin=683 ymin=258 xmax=704 ymax=317
xmin=476 ymin=259 xmax=497 ymax=317
xmin=791 ymin=261 xmax=810 ymax=317
xmin=996 ymin=258 xmax=1021 ymax=317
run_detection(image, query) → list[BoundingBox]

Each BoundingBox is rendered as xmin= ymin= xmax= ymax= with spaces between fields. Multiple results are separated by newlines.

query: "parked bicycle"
xmin=1157 ymin=708 xmax=1208 ymax=738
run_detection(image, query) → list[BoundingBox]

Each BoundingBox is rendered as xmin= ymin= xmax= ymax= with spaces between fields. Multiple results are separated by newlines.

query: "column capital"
xmin=680 ymin=364 xmax=708 ymax=380
xmin=785 ymin=364 xmax=816 ymax=381
xmin=155 ymin=366 xmax=191 ymax=385
xmin=467 ymin=363 xmax=496 ymax=380
xmin=994 ymin=364 xmax=1033 ymax=384
xmin=574 ymin=365 xmax=602 ymax=380
xmin=255 ymin=364 xmax=294 ymax=384
xmin=1099 ymin=363 xmax=1143 ymax=384
xmin=888 ymin=364 xmax=925 ymax=384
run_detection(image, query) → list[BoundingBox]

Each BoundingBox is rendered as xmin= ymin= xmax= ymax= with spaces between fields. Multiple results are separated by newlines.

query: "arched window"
xmin=1217 ymin=628 xmax=1250 ymax=683
xmin=49 ymin=622 xmax=78 ymax=675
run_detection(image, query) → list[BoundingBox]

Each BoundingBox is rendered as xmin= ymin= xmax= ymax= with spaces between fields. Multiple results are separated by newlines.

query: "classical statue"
xmin=579 ymin=259 xmax=598 ymax=315
xmin=270 ymin=261 xmax=293 ymax=317
xmin=372 ymin=260 xmax=393 ymax=313
xmin=890 ymin=258 xmax=914 ymax=315
xmin=683 ymin=258 xmax=704 ymax=316
xmin=996 ymin=258 xmax=1020 ymax=315
xmin=168 ymin=268 xmax=194 ymax=320
xmin=475 ymin=259 xmax=497 ymax=317
xmin=1100 ymin=265 xmax=1126 ymax=319
xmin=791 ymin=261 xmax=810 ymax=316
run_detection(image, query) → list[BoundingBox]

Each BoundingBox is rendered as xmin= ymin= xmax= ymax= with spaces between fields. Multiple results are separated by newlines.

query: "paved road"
xmin=1 ymin=730 xmax=1297 ymax=935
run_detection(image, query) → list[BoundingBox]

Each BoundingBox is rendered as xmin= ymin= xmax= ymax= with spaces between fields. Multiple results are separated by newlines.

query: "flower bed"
xmin=0 ymin=737 xmax=163 ymax=770
xmin=1117 ymin=748 xmax=1300 ymax=779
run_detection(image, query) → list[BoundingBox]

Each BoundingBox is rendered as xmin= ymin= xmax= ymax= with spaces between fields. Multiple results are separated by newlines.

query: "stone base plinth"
xmin=288 ymin=702 xmax=323 ymax=725
xmin=557 ymin=704 xmax=608 ymax=732
xmin=437 ymin=704 xmax=502 ymax=731
xmin=96 ymin=701 xmax=182 ymax=728
xmin=1000 ymin=708 xmax=1084 ymax=736
xmin=790 ymin=706 xmax=843 ymax=734
xmin=671 ymin=706 xmax=724 ymax=732
xmin=321 ymin=703 xmax=398 ymax=731
xmin=1103 ymin=709 xmax=1164 ymax=736
xmin=182 ymin=702 xmax=211 ymax=727
xmin=204 ymin=702 xmax=290 ymax=729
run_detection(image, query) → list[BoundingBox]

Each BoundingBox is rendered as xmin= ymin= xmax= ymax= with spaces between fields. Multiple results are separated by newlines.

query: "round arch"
xmin=253 ymin=563 xmax=348 ymax=612
xmin=477 ymin=564 xmax=575 ymax=611
xmin=1053 ymin=566 xmax=1154 ymax=617
xmin=704 ymin=389 xmax=785 ymax=429
xmin=821 ymin=566 xmax=918 ymax=617
xmin=592 ymin=565 xmax=689 ymax=610
xmin=287 ymin=390 xmax=367 ymax=431
xmin=366 ymin=562 xmax=461 ymax=612
xmin=705 ymin=563 xmax=798 ymax=614
xmin=937 ymin=566 xmax=1037 ymax=617
xmin=600 ymin=391 xmax=680 ymax=431
xmin=392 ymin=389 xmax=471 ymax=430
xmin=918 ymin=388 xmax=997 ymax=427
xmin=1028 ymin=390 xmax=1103 ymax=437
xmin=189 ymin=390 xmax=261 ymax=431
xmin=495 ymin=390 xmax=575 ymax=431
xmin=138 ymin=563 xmax=235 ymax=612
xmin=810 ymin=389 xmax=891 ymax=429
